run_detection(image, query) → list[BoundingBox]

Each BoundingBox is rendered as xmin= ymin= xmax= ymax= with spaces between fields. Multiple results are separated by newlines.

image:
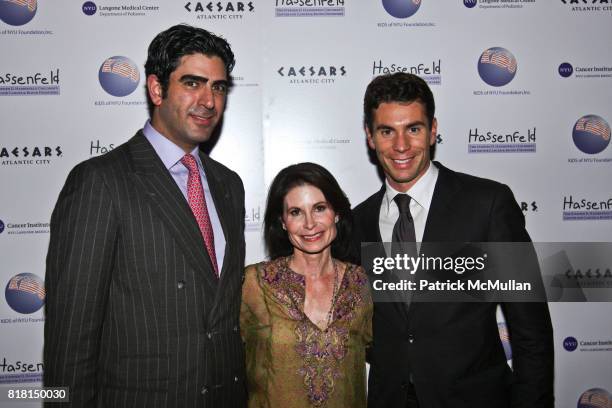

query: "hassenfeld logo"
xmin=0 ymin=0 xmax=37 ymax=26
xmin=98 ymin=56 xmax=140 ymax=97
xmin=477 ymin=47 xmax=517 ymax=87
xmin=382 ymin=0 xmax=421 ymax=18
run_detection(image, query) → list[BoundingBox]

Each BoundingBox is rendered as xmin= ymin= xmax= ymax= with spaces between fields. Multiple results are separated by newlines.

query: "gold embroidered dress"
xmin=240 ymin=257 xmax=372 ymax=408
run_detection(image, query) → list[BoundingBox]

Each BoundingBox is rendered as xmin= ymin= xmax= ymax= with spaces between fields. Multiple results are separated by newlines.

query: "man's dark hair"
xmin=363 ymin=72 xmax=435 ymax=132
xmin=264 ymin=162 xmax=354 ymax=262
xmin=144 ymin=24 xmax=235 ymax=114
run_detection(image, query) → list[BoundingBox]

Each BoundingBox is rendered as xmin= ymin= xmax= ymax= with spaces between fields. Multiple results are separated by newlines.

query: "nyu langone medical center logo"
xmin=577 ymin=388 xmax=612 ymax=408
xmin=275 ymin=0 xmax=344 ymax=17
xmin=0 ymin=0 xmax=36 ymax=26
xmin=184 ymin=1 xmax=254 ymax=21
xmin=468 ymin=127 xmax=536 ymax=153
xmin=478 ymin=47 xmax=516 ymax=87
xmin=563 ymin=336 xmax=578 ymax=351
xmin=277 ymin=64 xmax=346 ymax=85
xmin=98 ymin=56 xmax=140 ymax=97
xmin=81 ymin=1 xmax=160 ymax=17
xmin=82 ymin=1 xmax=97 ymax=15
xmin=464 ymin=0 xmax=477 ymax=8
xmin=559 ymin=62 xmax=573 ymax=77
xmin=372 ymin=59 xmax=441 ymax=85
xmin=383 ymin=0 xmax=420 ymax=18
xmin=572 ymin=115 xmax=610 ymax=155
xmin=5 ymin=273 xmax=45 ymax=314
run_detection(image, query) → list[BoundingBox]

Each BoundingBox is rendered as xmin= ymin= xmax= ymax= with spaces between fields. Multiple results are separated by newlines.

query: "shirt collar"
xmin=383 ymin=161 xmax=439 ymax=214
xmin=142 ymin=120 xmax=201 ymax=170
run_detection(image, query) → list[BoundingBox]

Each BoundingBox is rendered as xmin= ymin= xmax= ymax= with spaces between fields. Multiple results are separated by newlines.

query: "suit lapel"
xmin=362 ymin=185 xmax=385 ymax=243
xmin=423 ymin=162 xmax=462 ymax=243
xmin=127 ymin=132 xmax=219 ymax=292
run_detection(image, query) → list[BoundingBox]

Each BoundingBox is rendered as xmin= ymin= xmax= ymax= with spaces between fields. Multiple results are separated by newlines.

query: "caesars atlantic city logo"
xmin=561 ymin=0 xmax=612 ymax=13
xmin=0 ymin=0 xmax=36 ymax=26
xmin=0 ymin=145 xmax=62 ymax=166
xmin=277 ymin=64 xmax=346 ymax=85
xmin=81 ymin=1 xmax=160 ymax=17
xmin=377 ymin=0 xmax=435 ymax=28
xmin=275 ymin=0 xmax=344 ymax=18
xmin=559 ymin=62 xmax=612 ymax=80
xmin=184 ymin=1 xmax=255 ymax=20
xmin=463 ymin=0 xmax=536 ymax=9
xmin=577 ymin=388 xmax=612 ymax=408
xmin=96 ymin=56 xmax=146 ymax=107
xmin=4 ymin=273 xmax=45 ymax=314
xmin=474 ymin=47 xmax=530 ymax=96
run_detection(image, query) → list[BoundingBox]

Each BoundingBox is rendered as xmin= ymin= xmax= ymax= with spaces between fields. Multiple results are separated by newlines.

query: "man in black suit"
xmin=353 ymin=73 xmax=554 ymax=408
xmin=44 ymin=25 xmax=246 ymax=407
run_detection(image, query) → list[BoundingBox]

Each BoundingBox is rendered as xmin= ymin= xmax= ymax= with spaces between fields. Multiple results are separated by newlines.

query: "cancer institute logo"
xmin=98 ymin=56 xmax=140 ymax=97
xmin=577 ymin=388 xmax=612 ymax=408
xmin=563 ymin=336 xmax=578 ymax=351
xmin=0 ymin=0 xmax=37 ymax=26
xmin=572 ymin=115 xmax=611 ymax=154
xmin=382 ymin=0 xmax=421 ymax=18
xmin=478 ymin=47 xmax=517 ymax=87
xmin=559 ymin=62 xmax=574 ymax=77
xmin=5 ymin=273 xmax=45 ymax=314
xmin=82 ymin=1 xmax=97 ymax=15
xmin=498 ymin=322 xmax=512 ymax=360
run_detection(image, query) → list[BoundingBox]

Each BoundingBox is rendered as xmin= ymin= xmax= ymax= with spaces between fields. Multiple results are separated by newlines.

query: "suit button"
xmin=233 ymin=325 xmax=239 ymax=332
xmin=407 ymin=334 xmax=415 ymax=344
xmin=207 ymin=332 xmax=213 ymax=339
xmin=201 ymin=386 xmax=208 ymax=395
xmin=234 ymin=376 xmax=239 ymax=382
xmin=177 ymin=280 xmax=185 ymax=289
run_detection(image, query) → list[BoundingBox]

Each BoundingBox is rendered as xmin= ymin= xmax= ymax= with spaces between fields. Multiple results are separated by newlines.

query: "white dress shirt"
xmin=379 ymin=162 xmax=439 ymax=247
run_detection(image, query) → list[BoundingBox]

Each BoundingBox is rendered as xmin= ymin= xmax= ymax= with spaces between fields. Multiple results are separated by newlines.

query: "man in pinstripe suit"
xmin=44 ymin=25 xmax=247 ymax=407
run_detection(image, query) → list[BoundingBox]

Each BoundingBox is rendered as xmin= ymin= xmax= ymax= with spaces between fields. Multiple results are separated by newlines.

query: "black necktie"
xmin=392 ymin=194 xmax=416 ymax=244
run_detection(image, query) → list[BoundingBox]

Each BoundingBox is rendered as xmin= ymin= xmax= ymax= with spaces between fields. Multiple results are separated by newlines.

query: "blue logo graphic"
xmin=572 ymin=115 xmax=611 ymax=154
xmin=382 ymin=0 xmax=421 ymax=18
xmin=5 ymin=273 xmax=45 ymax=314
xmin=577 ymin=388 xmax=611 ymax=408
xmin=82 ymin=1 xmax=97 ymax=15
xmin=563 ymin=336 xmax=578 ymax=351
xmin=477 ymin=47 xmax=517 ymax=87
xmin=0 ymin=219 xmax=4 ymax=234
xmin=98 ymin=56 xmax=140 ymax=97
xmin=464 ymin=0 xmax=477 ymax=8
xmin=0 ymin=0 xmax=37 ymax=26
xmin=559 ymin=62 xmax=573 ymax=78
xmin=498 ymin=322 xmax=512 ymax=360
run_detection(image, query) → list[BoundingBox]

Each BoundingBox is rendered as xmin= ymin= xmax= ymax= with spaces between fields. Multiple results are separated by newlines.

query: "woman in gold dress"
xmin=241 ymin=162 xmax=372 ymax=408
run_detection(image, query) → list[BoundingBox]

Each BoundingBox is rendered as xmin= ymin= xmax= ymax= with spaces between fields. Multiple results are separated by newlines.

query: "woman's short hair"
xmin=264 ymin=162 xmax=353 ymax=261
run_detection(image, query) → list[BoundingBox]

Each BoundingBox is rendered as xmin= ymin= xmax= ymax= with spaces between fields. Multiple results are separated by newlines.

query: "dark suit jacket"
xmin=44 ymin=131 xmax=247 ymax=408
xmin=353 ymin=162 xmax=554 ymax=408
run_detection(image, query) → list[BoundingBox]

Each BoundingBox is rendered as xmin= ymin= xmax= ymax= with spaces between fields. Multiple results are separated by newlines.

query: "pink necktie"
xmin=181 ymin=154 xmax=219 ymax=278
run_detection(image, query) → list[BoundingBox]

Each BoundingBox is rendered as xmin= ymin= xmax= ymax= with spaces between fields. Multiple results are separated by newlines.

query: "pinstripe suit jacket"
xmin=44 ymin=131 xmax=247 ymax=408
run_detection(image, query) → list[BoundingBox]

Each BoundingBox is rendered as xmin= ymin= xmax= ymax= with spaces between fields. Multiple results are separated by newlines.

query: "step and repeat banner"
xmin=1 ymin=0 xmax=611 ymax=406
